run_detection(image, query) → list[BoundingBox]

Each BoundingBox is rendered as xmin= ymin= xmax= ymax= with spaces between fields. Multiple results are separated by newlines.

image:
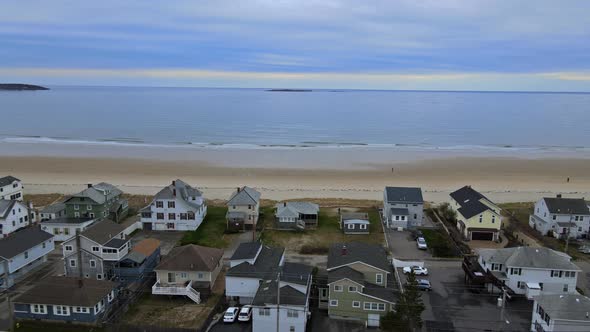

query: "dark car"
xmin=412 ymin=229 xmax=424 ymax=240
xmin=407 ymin=279 xmax=432 ymax=291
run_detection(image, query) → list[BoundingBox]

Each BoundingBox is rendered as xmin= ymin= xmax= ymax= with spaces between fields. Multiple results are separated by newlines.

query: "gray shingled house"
xmin=340 ymin=212 xmax=370 ymax=234
xmin=226 ymin=186 xmax=261 ymax=232
xmin=383 ymin=186 xmax=424 ymax=229
xmin=275 ymin=201 xmax=319 ymax=230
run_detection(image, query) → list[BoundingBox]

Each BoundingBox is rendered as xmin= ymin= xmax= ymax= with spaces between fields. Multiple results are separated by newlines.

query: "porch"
xmin=152 ymin=280 xmax=201 ymax=303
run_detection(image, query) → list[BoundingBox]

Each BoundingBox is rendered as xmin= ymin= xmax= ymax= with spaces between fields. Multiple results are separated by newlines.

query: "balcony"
xmin=152 ymin=280 xmax=201 ymax=303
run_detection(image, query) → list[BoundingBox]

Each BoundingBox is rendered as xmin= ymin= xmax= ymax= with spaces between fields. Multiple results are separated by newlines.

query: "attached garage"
xmin=367 ymin=314 xmax=380 ymax=327
xmin=471 ymin=231 xmax=494 ymax=241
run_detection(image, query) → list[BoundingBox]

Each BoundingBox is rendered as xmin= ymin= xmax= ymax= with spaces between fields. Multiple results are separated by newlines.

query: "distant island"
xmin=0 ymin=84 xmax=49 ymax=91
xmin=266 ymin=89 xmax=312 ymax=92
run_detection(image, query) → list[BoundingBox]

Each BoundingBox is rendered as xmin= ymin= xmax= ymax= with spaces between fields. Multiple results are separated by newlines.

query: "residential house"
xmin=0 ymin=227 xmax=54 ymax=289
xmin=531 ymin=294 xmax=590 ymax=332
xmin=40 ymin=201 xmax=66 ymax=221
xmin=13 ymin=277 xmax=118 ymax=325
xmin=63 ymin=183 xmax=129 ymax=222
xmin=140 ymin=179 xmax=207 ymax=231
xmin=0 ymin=199 xmax=32 ymax=238
xmin=0 ymin=175 xmax=23 ymax=201
xmin=226 ymin=186 xmax=261 ymax=232
xmin=252 ymin=263 xmax=313 ymax=332
xmin=322 ymin=242 xmax=395 ymax=327
xmin=113 ymin=238 xmax=161 ymax=286
xmin=449 ymin=185 xmax=502 ymax=241
xmin=340 ymin=212 xmax=370 ymax=235
xmin=383 ymin=186 xmax=424 ymax=229
xmin=63 ymin=220 xmax=130 ymax=280
xmin=152 ymin=244 xmax=223 ymax=303
xmin=275 ymin=201 xmax=319 ymax=230
xmin=471 ymin=247 xmax=580 ymax=299
xmin=529 ymin=194 xmax=590 ymax=239
xmin=226 ymin=242 xmax=285 ymax=304
xmin=41 ymin=217 xmax=96 ymax=242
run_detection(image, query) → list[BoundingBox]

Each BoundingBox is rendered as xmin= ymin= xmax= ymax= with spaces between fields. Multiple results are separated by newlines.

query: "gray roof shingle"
xmin=40 ymin=202 xmax=66 ymax=214
xmin=478 ymin=247 xmax=580 ymax=271
xmin=275 ymin=202 xmax=319 ymax=218
xmin=230 ymin=242 xmax=262 ymax=260
xmin=253 ymin=280 xmax=307 ymax=306
xmin=0 ymin=176 xmax=20 ymax=187
xmin=327 ymin=242 xmax=389 ymax=272
xmin=14 ymin=277 xmax=117 ymax=307
xmin=227 ymin=245 xmax=284 ymax=279
xmin=543 ymin=197 xmax=590 ymax=215
xmin=155 ymin=244 xmax=223 ymax=272
xmin=0 ymin=227 xmax=53 ymax=259
xmin=450 ymin=186 xmax=498 ymax=219
xmin=69 ymin=182 xmax=123 ymax=204
xmin=390 ymin=208 xmax=409 ymax=215
xmin=281 ymin=262 xmax=313 ymax=286
xmin=146 ymin=179 xmax=204 ymax=211
xmin=0 ymin=200 xmax=17 ymax=219
xmin=80 ymin=219 xmax=126 ymax=245
xmin=534 ymin=294 xmax=590 ymax=321
xmin=384 ymin=187 xmax=423 ymax=203
xmin=227 ymin=186 xmax=261 ymax=206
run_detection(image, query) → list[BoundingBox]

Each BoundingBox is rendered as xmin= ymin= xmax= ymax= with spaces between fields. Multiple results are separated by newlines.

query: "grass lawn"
xmin=420 ymin=228 xmax=461 ymax=258
xmin=261 ymin=207 xmax=384 ymax=254
xmin=180 ymin=205 xmax=229 ymax=248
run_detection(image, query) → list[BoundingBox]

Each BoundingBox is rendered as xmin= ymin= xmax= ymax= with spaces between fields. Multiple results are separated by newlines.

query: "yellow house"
xmin=449 ymin=186 xmax=502 ymax=241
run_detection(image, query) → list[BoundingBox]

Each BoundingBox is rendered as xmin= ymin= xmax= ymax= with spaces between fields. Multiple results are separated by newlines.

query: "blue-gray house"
xmin=113 ymin=238 xmax=161 ymax=285
xmin=13 ymin=276 xmax=118 ymax=325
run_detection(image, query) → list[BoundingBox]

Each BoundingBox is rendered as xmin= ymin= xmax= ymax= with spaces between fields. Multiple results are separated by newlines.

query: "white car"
xmin=416 ymin=237 xmax=428 ymax=250
xmin=223 ymin=307 xmax=239 ymax=323
xmin=403 ymin=266 xmax=428 ymax=276
xmin=238 ymin=305 xmax=252 ymax=322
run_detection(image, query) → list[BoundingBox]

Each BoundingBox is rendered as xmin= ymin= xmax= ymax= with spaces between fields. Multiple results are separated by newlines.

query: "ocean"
xmin=1 ymin=86 xmax=590 ymax=152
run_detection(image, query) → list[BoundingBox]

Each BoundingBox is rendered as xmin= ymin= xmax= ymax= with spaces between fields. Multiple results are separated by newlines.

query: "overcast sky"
xmin=1 ymin=0 xmax=590 ymax=91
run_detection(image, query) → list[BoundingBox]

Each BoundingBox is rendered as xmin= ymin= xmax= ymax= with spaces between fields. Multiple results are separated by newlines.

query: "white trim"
xmin=327 ymin=277 xmax=365 ymax=287
xmin=327 ymin=261 xmax=391 ymax=274
xmin=355 ymin=291 xmax=395 ymax=304
xmin=329 ymin=299 xmax=338 ymax=307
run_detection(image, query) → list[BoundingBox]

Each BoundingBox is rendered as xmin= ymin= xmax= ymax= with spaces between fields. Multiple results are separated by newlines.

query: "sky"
xmin=1 ymin=0 xmax=590 ymax=91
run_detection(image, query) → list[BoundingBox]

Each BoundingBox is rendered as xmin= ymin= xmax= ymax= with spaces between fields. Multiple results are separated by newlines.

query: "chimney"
xmin=237 ymin=187 xmax=241 ymax=193
xmin=284 ymin=202 xmax=287 ymax=207
xmin=557 ymin=194 xmax=562 ymax=198
xmin=87 ymin=183 xmax=93 ymax=188
xmin=341 ymin=245 xmax=348 ymax=256
xmin=172 ymin=180 xmax=176 ymax=186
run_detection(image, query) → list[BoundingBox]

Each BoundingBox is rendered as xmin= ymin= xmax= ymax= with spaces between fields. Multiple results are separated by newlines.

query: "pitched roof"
xmin=155 ymin=244 xmax=223 ymax=272
xmin=478 ymin=247 xmax=580 ymax=271
xmin=0 ymin=199 xmax=17 ymax=219
xmin=384 ymin=187 xmax=423 ymax=203
xmin=41 ymin=217 xmax=94 ymax=225
xmin=0 ymin=227 xmax=53 ymax=259
xmin=343 ymin=219 xmax=370 ymax=225
xmin=227 ymin=245 xmax=284 ymax=279
xmin=253 ymin=280 xmax=307 ymax=306
xmin=281 ymin=262 xmax=313 ymax=286
xmin=80 ymin=219 xmax=126 ymax=245
xmin=149 ymin=179 xmax=204 ymax=210
xmin=230 ymin=242 xmax=262 ymax=260
xmin=14 ymin=277 xmax=117 ymax=307
xmin=390 ymin=208 xmax=409 ymax=215
xmin=450 ymin=186 xmax=497 ymax=219
xmin=69 ymin=182 xmax=123 ymax=204
xmin=341 ymin=212 xmax=369 ymax=221
xmin=227 ymin=186 xmax=261 ymax=206
xmin=543 ymin=197 xmax=590 ymax=215
xmin=328 ymin=266 xmax=365 ymax=285
xmin=534 ymin=294 xmax=590 ymax=321
xmin=132 ymin=238 xmax=161 ymax=257
xmin=275 ymin=202 xmax=319 ymax=218
xmin=327 ymin=242 xmax=389 ymax=272
xmin=40 ymin=202 xmax=66 ymax=214
xmin=104 ymin=238 xmax=127 ymax=249
xmin=0 ymin=176 xmax=20 ymax=187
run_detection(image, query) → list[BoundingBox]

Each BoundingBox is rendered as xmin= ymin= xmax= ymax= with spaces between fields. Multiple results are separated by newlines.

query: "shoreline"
xmin=1 ymin=142 xmax=589 ymax=203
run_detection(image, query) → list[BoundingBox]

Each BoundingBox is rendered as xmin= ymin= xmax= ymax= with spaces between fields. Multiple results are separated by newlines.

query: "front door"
xmin=168 ymin=272 xmax=176 ymax=283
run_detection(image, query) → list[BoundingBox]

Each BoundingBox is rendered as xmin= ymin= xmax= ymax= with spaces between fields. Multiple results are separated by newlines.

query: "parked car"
xmin=238 ymin=305 xmax=252 ymax=322
xmin=578 ymin=245 xmax=590 ymax=254
xmin=416 ymin=237 xmax=428 ymax=250
xmin=223 ymin=307 xmax=240 ymax=323
xmin=415 ymin=279 xmax=432 ymax=291
xmin=411 ymin=229 xmax=424 ymax=240
xmin=403 ymin=266 xmax=428 ymax=276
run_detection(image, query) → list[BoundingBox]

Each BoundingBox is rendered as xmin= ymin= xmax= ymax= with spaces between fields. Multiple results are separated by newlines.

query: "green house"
xmin=320 ymin=242 xmax=396 ymax=328
xmin=63 ymin=183 xmax=129 ymax=222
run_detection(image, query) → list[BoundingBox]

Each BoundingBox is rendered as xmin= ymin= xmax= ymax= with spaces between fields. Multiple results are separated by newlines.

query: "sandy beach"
xmin=1 ymin=142 xmax=589 ymax=203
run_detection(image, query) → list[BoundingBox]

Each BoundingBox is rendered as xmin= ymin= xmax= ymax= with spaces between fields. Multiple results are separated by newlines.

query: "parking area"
xmin=386 ymin=229 xmax=433 ymax=260
xmin=397 ymin=260 xmax=533 ymax=331
xmin=209 ymin=321 xmax=252 ymax=332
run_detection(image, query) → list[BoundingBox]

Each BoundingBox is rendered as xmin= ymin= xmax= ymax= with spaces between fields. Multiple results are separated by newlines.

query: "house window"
xmin=248 ymin=205 xmax=252 ymax=210
xmin=188 ymin=212 xmax=195 ymax=220
xmin=347 ymin=224 xmax=354 ymax=229
xmin=348 ymin=286 xmax=358 ymax=292
xmin=395 ymin=216 xmax=399 ymax=221
xmin=53 ymin=228 xmax=60 ymax=235
xmin=168 ymin=201 xmax=175 ymax=208
xmin=168 ymin=213 xmax=176 ymax=220
xmin=156 ymin=201 xmax=164 ymax=208
xmin=517 ymin=281 xmax=525 ymax=289
xmin=167 ymin=223 xmax=175 ymax=229
xmin=24 ymin=251 xmax=28 ymax=259
xmin=552 ymin=215 xmax=556 ymax=220
xmin=90 ymin=260 xmax=96 ymax=268
xmin=563 ymin=284 xmax=569 ymax=292
xmin=352 ymin=301 xmax=360 ymax=308
xmin=63 ymin=228 xmax=70 ymax=235
xmin=479 ymin=215 xmax=483 ymax=223
xmin=492 ymin=215 xmax=496 ymax=223
xmin=92 ymin=246 xmax=100 ymax=252
xmin=414 ymin=214 xmax=417 ymax=219
xmin=290 ymin=327 xmax=295 ymax=332
xmin=31 ymin=304 xmax=47 ymax=314
xmin=74 ymin=204 xmax=79 ymax=210
xmin=259 ymin=308 xmax=271 ymax=316
xmin=287 ymin=309 xmax=299 ymax=318
xmin=180 ymin=272 xmax=188 ymax=278
xmin=376 ymin=274 xmax=383 ymax=284
xmin=180 ymin=213 xmax=188 ymax=220
xmin=74 ymin=307 xmax=90 ymax=314
xmin=89 ymin=213 xmax=95 ymax=218
xmin=87 ymin=205 xmax=92 ymax=210
xmin=551 ymin=270 xmax=563 ymax=278
xmin=565 ymin=271 xmax=576 ymax=278
xmin=97 ymin=274 xmax=103 ymax=280
xmin=42 ymin=242 xmax=46 ymax=249
xmin=364 ymin=302 xmax=371 ymax=310
xmin=70 ymin=259 xmax=76 ymax=267
xmin=53 ymin=305 xmax=70 ymax=316
xmin=157 ymin=213 xmax=164 ymax=220
xmin=65 ymin=245 xmax=73 ymax=251
xmin=334 ymin=285 xmax=343 ymax=292
xmin=510 ymin=268 xmax=522 ymax=276
xmin=360 ymin=224 xmax=367 ymax=230
xmin=74 ymin=212 xmax=80 ymax=217
xmin=198 ymin=273 xmax=204 ymax=279
xmin=320 ymin=288 xmax=328 ymax=298
xmin=108 ymin=291 xmax=114 ymax=302
xmin=329 ymin=300 xmax=338 ymax=307
xmin=378 ymin=303 xmax=386 ymax=311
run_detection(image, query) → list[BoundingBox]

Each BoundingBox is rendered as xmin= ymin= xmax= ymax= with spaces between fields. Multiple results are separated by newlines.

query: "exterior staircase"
xmin=152 ymin=280 xmax=201 ymax=304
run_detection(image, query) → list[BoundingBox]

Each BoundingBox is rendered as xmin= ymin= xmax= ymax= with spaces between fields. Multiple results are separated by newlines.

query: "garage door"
xmin=367 ymin=314 xmax=380 ymax=327
xmin=471 ymin=231 xmax=493 ymax=241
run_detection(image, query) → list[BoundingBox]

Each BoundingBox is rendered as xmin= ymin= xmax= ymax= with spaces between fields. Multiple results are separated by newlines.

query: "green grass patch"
xmin=180 ymin=206 xmax=229 ymax=248
xmin=420 ymin=228 xmax=461 ymax=258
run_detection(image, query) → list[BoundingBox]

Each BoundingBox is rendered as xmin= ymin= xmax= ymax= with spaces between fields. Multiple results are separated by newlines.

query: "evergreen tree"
xmin=381 ymin=271 xmax=425 ymax=331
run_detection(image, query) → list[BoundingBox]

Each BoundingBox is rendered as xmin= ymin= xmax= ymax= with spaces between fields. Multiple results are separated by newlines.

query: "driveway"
xmin=209 ymin=321 xmax=252 ymax=332
xmin=386 ymin=230 xmax=433 ymax=260
xmin=309 ymin=308 xmax=368 ymax=332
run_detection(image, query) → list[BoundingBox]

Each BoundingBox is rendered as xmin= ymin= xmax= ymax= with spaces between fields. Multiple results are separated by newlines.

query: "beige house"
xmin=152 ymin=244 xmax=223 ymax=303
xmin=226 ymin=186 xmax=261 ymax=232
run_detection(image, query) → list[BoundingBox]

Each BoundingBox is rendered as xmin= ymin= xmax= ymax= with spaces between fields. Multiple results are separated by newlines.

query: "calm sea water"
xmin=1 ymin=86 xmax=590 ymax=150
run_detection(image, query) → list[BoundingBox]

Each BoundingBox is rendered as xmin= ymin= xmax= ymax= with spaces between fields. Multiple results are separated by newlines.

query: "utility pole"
xmin=564 ymin=212 xmax=573 ymax=253
xmin=499 ymin=287 xmax=509 ymax=331
xmin=276 ymin=271 xmax=281 ymax=332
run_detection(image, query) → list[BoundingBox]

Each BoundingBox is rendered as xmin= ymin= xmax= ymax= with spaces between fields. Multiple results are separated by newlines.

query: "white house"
xmin=252 ymin=263 xmax=313 ymax=332
xmin=225 ymin=242 xmax=285 ymax=304
xmin=531 ymin=294 xmax=590 ymax=332
xmin=62 ymin=220 xmax=129 ymax=280
xmin=0 ymin=199 xmax=32 ymax=238
xmin=0 ymin=176 xmax=23 ymax=201
xmin=0 ymin=226 xmax=55 ymax=289
xmin=383 ymin=187 xmax=424 ymax=229
xmin=477 ymin=247 xmax=580 ymax=299
xmin=40 ymin=217 xmax=96 ymax=242
xmin=140 ymin=179 xmax=207 ymax=231
xmin=226 ymin=186 xmax=261 ymax=232
xmin=529 ymin=195 xmax=590 ymax=239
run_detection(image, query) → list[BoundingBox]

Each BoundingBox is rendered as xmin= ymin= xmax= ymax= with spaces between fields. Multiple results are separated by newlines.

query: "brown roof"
xmin=14 ymin=276 xmax=117 ymax=307
xmin=132 ymin=238 xmax=161 ymax=257
xmin=155 ymin=244 xmax=223 ymax=272
xmin=81 ymin=219 xmax=126 ymax=245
